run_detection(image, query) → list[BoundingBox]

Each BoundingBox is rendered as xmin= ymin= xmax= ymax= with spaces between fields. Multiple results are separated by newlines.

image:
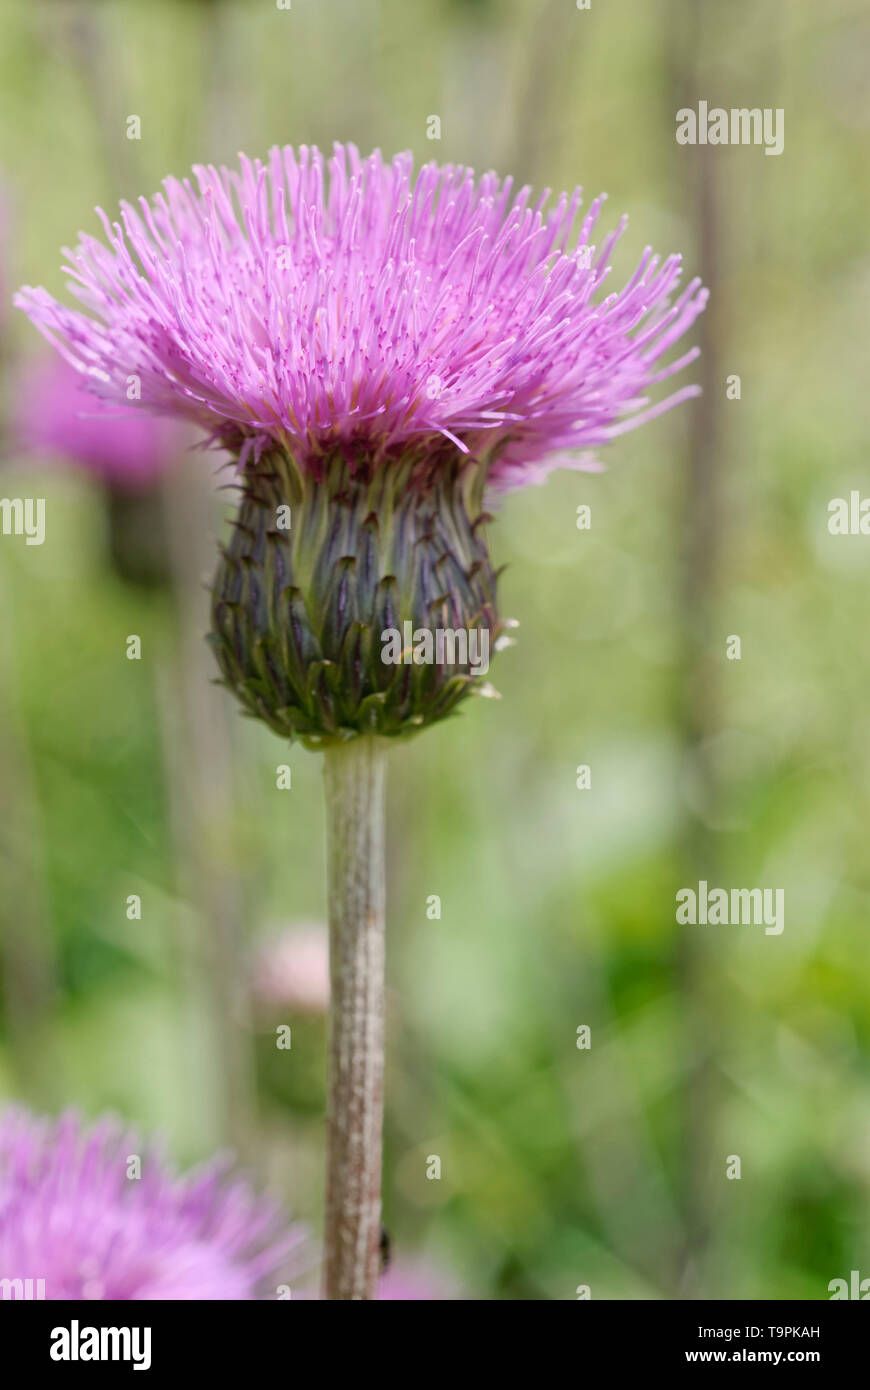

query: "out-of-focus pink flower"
xmin=0 ymin=1108 xmax=307 ymax=1299
xmin=13 ymin=355 xmax=185 ymax=490
xmin=251 ymin=923 xmax=330 ymax=1014
xmin=379 ymin=1261 xmax=453 ymax=1300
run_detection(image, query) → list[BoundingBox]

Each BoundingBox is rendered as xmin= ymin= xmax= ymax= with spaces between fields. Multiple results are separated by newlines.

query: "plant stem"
xmin=322 ymin=736 xmax=388 ymax=1300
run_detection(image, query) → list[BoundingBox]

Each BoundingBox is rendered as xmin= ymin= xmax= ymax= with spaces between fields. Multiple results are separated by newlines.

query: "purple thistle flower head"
xmin=14 ymin=143 xmax=706 ymax=486
xmin=0 ymin=1108 xmax=306 ymax=1300
xmin=14 ymin=144 xmax=707 ymax=744
xmin=14 ymin=355 xmax=186 ymax=491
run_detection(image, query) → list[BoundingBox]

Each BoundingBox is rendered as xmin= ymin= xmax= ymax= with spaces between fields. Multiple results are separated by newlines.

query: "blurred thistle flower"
xmin=15 ymin=143 xmax=706 ymax=1299
xmin=251 ymin=922 xmax=330 ymax=1014
xmin=11 ymin=355 xmax=190 ymax=587
xmin=0 ymin=1108 xmax=306 ymax=1300
xmin=13 ymin=355 xmax=183 ymax=491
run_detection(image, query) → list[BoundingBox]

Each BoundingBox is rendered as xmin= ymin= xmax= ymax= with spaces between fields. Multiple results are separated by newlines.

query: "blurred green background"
xmin=1 ymin=0 xmax=869 ymax=1299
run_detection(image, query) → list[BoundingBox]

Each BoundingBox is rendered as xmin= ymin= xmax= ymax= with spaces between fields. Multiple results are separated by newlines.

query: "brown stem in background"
xmin=49 ymin=2 xmax=257 ymax=1157
xmin=0 ymin=549 xmax=58 ymax=1101
xmin=509 ymin=0 xmax=582 ymax=183
xmin=159 ymin=460 xmax=258 ymax=1160
xmin=668 ymin=0 xmax=727 ymax=1298
xmin=48 ymin=0 xmax=139 ymax=200
xmin=47 ymin=3 xmax=177 ymax=588
xmin=104 ymin=485 xmax=173 ymax=590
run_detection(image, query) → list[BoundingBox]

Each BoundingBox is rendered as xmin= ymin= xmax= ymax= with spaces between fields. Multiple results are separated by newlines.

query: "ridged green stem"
xmin=323 ymin=736 xmax=388 ymax=1300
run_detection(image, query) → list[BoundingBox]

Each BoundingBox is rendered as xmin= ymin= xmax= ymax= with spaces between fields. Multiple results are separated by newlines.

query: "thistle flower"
xmin=15 ymin=146 xmax=704 ymax=468
xmin=0 ymin=1108 xmax=305 ymax=1300
xmin=14 ymin=355 xmax=184 ymax=491
xmin=15 ymin=144 xmax=706 ymax=1300
xmin=15 ymin=142 xmax=706 ymax=742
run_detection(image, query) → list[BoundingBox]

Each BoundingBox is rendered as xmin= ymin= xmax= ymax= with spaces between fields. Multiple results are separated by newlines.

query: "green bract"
xmin=209 ymin=452 xmax=508 ymax=748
